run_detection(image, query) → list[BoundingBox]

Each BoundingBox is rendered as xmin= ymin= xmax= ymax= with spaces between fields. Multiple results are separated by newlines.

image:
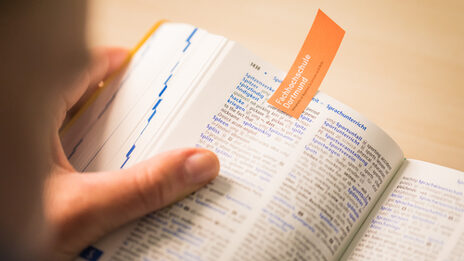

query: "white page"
xmin=343 ymin=159 xmax=464 ymax=261
xmin=61 ymin=23 xmax=226 ymax=172
xmin=71 ymin=23 xmax=406 ymax=261
xmin=77 ymin=38 xmax=405 ymax=260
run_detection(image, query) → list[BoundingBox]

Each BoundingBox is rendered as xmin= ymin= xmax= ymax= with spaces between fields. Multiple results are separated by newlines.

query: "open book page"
xmin=342 ymin=159 xmax=464 ymax=261
xmin=75 ymin=29 xmax=405 ymax=260
xmin=61 ymin=23 xmax=227 ymax=171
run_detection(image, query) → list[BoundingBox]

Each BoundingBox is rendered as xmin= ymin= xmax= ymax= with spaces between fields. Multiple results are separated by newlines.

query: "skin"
xmin=0 ymin=1 xmax=219 ymax=260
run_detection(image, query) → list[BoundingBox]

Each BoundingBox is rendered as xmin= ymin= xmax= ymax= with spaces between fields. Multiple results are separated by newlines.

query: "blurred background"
xmin=87 ymin=0 xmax=464 ymax=170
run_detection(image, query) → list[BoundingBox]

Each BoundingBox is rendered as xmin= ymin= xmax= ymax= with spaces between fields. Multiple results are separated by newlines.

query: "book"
xmin=62 ymin=21 xmax=464 ymax=261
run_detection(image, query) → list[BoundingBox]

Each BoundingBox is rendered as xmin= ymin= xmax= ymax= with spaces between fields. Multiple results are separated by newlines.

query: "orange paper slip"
xmin=268 ymin=9 xmax=345 ymax=118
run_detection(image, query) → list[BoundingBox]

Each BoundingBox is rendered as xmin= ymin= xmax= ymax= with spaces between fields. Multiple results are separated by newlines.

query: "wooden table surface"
xmin=87 ymin=0 xmax=464 ymax=171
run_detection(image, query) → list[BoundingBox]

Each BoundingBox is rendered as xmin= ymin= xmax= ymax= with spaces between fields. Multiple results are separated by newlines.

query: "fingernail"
xmin=185 ymin=151 xmax=219 ymax=184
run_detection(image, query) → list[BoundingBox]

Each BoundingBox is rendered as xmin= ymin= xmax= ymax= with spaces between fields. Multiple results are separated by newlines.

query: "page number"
xmin=250 ymin=62 xmax=261 ymax=71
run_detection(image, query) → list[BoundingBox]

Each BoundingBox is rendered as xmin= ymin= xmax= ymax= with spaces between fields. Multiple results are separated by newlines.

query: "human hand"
xmin=44 ymin=47 xmax=219 ymax=260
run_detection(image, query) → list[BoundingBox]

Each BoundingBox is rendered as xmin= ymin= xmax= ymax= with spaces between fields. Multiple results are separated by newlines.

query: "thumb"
xmin=47 ymin=148 xmax=219 ymax=258
xmin=89 ymin=148 xmax=219 ymax=228
xmin=117 ymin=148 xmax=220 ymax=215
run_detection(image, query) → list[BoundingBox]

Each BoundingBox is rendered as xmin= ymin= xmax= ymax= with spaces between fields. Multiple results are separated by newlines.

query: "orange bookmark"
xmin=268 ymin=9 xmax=345 ymax=118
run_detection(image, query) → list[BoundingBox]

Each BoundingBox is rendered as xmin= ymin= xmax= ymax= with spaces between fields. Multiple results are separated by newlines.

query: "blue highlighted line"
xmin=135 ymin=100 xmax=161 ymax=143
xmin=126 ymin=144 xmax=135 ymax=157
xmin=159 ymin=86 xmax=167 ymax=97
xmin=183 ymin=28 xmax=198 ymax=52
xmin=120 ymin=158 xmax=130 ymax=169
xmin=152 ymin=99 xmax=162 ymax=110
xmin=148 ymin=110 xmax=157 ymax=123
xmin=121 ymin=144 xmax=136 ymax=169
xmin=119 ymin=35 xmax=184 ymax=169
xmin=164 ymin=74 xmax=173 ymax=85
xmin=120 ymin=72 xmax=169 ymax=168
xmin=159 ymin=74 xmax=172 ymax=97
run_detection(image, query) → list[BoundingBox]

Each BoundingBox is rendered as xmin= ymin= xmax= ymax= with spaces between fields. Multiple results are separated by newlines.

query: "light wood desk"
xmin=87 ymin=0 xmax=464 ymax=171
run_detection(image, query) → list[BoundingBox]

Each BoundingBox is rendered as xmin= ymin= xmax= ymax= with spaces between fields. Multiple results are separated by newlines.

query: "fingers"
xmin=63 ymin=47 xmax=129 ymax=113
xmin=116 ymin=148 xmax=220 ymax=217
xmin=46 ymin=148 xmax=219 ymax=256
xmin=95 ymin=148 xmax=219 ymax=221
